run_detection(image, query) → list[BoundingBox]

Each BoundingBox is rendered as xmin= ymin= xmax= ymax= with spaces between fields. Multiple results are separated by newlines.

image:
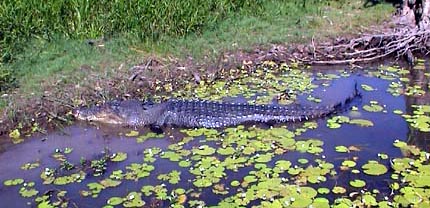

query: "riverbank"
xmin=0 ymin=1 xmax=394 ymax=138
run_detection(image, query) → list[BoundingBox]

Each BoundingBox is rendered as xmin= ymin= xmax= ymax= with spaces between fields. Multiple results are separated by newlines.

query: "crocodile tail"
xmin=281 ymin=80 xmax=360 ymax=122
xmin=332 ymin=80 xmax=360 ymax=113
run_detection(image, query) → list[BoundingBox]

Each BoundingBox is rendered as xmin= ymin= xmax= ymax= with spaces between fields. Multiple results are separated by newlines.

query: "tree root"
xmin=300 ymin=28 xmax=430 ymax=65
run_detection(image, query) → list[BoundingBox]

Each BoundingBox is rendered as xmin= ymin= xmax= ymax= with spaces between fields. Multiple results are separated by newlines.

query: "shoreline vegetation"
xmin=0 ymin=0 xmax=394 ymax=137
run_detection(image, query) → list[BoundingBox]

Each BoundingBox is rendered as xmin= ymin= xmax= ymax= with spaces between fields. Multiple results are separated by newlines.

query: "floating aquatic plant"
xmin=363 ymin=101 xmax=384 ymax=112
xmin=361 ymin=84 xmax=375 ymax=91
xmin=157 ymin=170 xmax=181 ymax=184
xmin=362 ymin=160 xmax=388 ymax=176
xmin=349 ymin=179 xmax=366 ymax=188
xmin=3 ymin=178 xmax=24 ymax=186
xmin=110 ymin=152 xmax=127 ymax=162
xmin=20 ymin=161 xmax=40 ymax=170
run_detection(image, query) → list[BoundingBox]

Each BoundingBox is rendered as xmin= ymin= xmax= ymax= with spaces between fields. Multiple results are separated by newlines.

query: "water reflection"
xmin=406 ymin=60 xmax=430 ymax=153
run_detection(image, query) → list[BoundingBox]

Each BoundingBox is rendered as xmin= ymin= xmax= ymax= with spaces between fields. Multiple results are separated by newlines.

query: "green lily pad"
xmin=178 ymin=160 xmax=192 ymax=167
xmin=335 ymin=146 xmax=349 ymax=153
xmin=4 ymin=178 xmax=24 ymax=186
xmin=193 ymin=145 xmax=216 ymax=156
xmin=231 ymin=180 xmax=240 ymax=187
xmin=317 ymin=188 xmax=330 ymax=194
xmin=161 ymin=151 xmax=182 ymax=161
xmin=125 ymin=130 xmax=139 ymax=137
xmin=393 ymin=109 xmax=403 ymax=115
xmin=349 ymin=119 xmax=374 ymax=127
xmin=291 ymin=196 xmax=312 ymax=208
xmin=19 ymin=187 xmax=39 ymax=197
xmin=136 ymin=132 xmax=164 ymax=143
xmin=361 ymin=84 xmax=375 ymax=91
xmin=64 ymin=147 xmax=73 ymax=154
xmin=312 ymin=197 xmax=330 ymax=208
xmin=362 ymin=161 xmax=388 ymax=176
xmin=332 ymin=186 xmax=346 ymax=194
xmin=157 ymin=170 xmax=181 ymax=184
xmin=363 ymin=102 xmax=384 ymax=112
xmin=111 ymin=152 xmax=127 ymax=162
xmin=21 ymin=162 xmax=40 ymax=170
xmin=361 ymin=194 xmax=378 ymax=206
xmin=342 ymin=160 xmax=356 ymax=168
xmin=298 ymin=158 xmax=309 ymax=164
xmin=193 ymin=177 xmax=212 ymax=188
xmin=378 ymin=153 xmax=389 ymax=160
xmin=123 ymin=192 xmax=145 ymax=207
xmin=254 ymin=153 xmax=273 ymax=163
xmin=349 ymin=179 xmax=366 ymax=188
xmin=100 ymin=179 xmax=121 ymax=188
xmin=107 ymin=197 xmax=124 ymax=206
xmin=217 ymin=147 xmax=236 ymax=155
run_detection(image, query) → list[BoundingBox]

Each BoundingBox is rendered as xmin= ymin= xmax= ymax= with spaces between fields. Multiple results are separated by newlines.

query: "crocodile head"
xmin=73 ymin=100 xmax=161 ymax=126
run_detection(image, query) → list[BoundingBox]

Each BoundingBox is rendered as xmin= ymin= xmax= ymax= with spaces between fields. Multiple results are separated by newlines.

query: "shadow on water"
xmin=405 ymin=60 xmax=430 ymax=153
xmin=0 ymin=62 xmax=429 ymax=207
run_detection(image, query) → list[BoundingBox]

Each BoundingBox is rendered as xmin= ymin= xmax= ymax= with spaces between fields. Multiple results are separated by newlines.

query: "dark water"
xmin=0 ymin=65 xmax=429 ymax=207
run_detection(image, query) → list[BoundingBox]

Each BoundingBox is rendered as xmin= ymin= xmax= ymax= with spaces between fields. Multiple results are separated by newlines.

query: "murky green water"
xmin=1 ymin=62 xmax=429 ymax=207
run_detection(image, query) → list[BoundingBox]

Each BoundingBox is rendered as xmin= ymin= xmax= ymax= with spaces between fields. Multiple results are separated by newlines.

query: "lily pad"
xmin=362 ymin=161 xmax=388 ymax=176
xmin=332 ymin=186 xmax=347 ymax=194
xmin=178 ymin=160 xmax=192 ymax=167
xmin=335 ymin=146 xmax=349 ymax=153
xmin=123 ymin=192 xmax=145 ymax=207
xmin=125 ymin=130 xmax=139 ymax=137
xmin=363 ymin=102 xmax=384 ymax=112
xmin=193 ymin=177 xmax=212 ymax=188
xmin=317 ymin=188 xmax=330 ymax=194
xmin=231 ymin=180 xmax=240 ymax=187
xmin=19 ymin=187 xmax=39 ymax=197
xmin=4 ymin=178 xmax=24 ymax=186
xmin=107 ymin=197 xmax=124 ymax=206
xmin=21 ymin=162 xmax=40 ymax=170
xmin=349 ymin=119 xmax=374 ymax=127
xmin=111 ymin=152 xmax=127 ymax=162
xmin=349 ymin=179 xmax=366 ymax=188
xmin=361 ymin=84 xmax=375 ymax=91
xmin=342 ymin=160 xmax=356 ymax=168
xmin=193 ymin=145 xmax=216 ymax=156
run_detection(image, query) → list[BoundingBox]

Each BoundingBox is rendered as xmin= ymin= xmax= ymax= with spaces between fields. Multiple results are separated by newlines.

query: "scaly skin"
xmin=73 ymin=86 xmax=358 ymax=128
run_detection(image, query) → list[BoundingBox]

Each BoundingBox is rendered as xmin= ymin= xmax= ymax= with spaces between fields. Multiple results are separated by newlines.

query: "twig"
xmin=306 ymin=28 xmax=430 ymax=65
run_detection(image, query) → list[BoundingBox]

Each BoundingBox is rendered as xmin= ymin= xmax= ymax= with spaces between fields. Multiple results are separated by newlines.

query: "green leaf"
xmin=4 ymin=178 xmax=24 ymax=186
xmin=107 ymin=197 xmax=124 ymax=206
xmin=125 ymin=130 xmax=139 ymax=137
xmin=349 ymin=119 xmax=374 ymax=127
xmin=362 ymin=161 xmax=388 ymax=176
xmin=335 ymin=146 xmax=349 ymax=153
xmin=332 ymin=186 xmax=346 ymax=194
xmin=342 ymin=160 xmax=356 ymax=168
xmin=111 ymin=152 xmax=127 ymax=162
xmin=361 ymin=84 xmax=375 ymax=91
xmin=349 ymin=179 xmax=366 ymax=188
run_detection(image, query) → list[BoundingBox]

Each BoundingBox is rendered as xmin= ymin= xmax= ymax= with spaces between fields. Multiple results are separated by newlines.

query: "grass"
xmin=1 ymin=1 xmax=394 ymax=103
xmin=0 ymin=0 xmax=266 ymax=62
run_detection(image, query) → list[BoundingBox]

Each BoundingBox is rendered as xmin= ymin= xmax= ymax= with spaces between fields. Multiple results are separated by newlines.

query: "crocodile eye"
xmin=142 ymin=103 xmax=154 ymax=110
xmin=142 ymin=100 xmax=154 ymax=110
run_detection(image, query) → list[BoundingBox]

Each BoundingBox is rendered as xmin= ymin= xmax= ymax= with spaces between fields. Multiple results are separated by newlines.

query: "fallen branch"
xmin=303 ymin=28 xmax=430 ymax=65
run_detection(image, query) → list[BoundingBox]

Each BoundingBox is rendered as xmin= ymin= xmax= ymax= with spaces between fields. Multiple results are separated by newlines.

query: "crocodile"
xmin=73 ymin=86 xmax=359 ymax=128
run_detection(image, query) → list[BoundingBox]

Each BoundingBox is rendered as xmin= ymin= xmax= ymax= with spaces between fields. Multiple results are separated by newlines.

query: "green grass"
xmin=150 ymin=0 xmax=395 ymax=58
xmin=2 ymin=0 xmax=394 ymax=96
xmin=0 ymin=0 xmax=266 ymax=62
xmin=8 ymin=38 xmax=136 ymax=95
